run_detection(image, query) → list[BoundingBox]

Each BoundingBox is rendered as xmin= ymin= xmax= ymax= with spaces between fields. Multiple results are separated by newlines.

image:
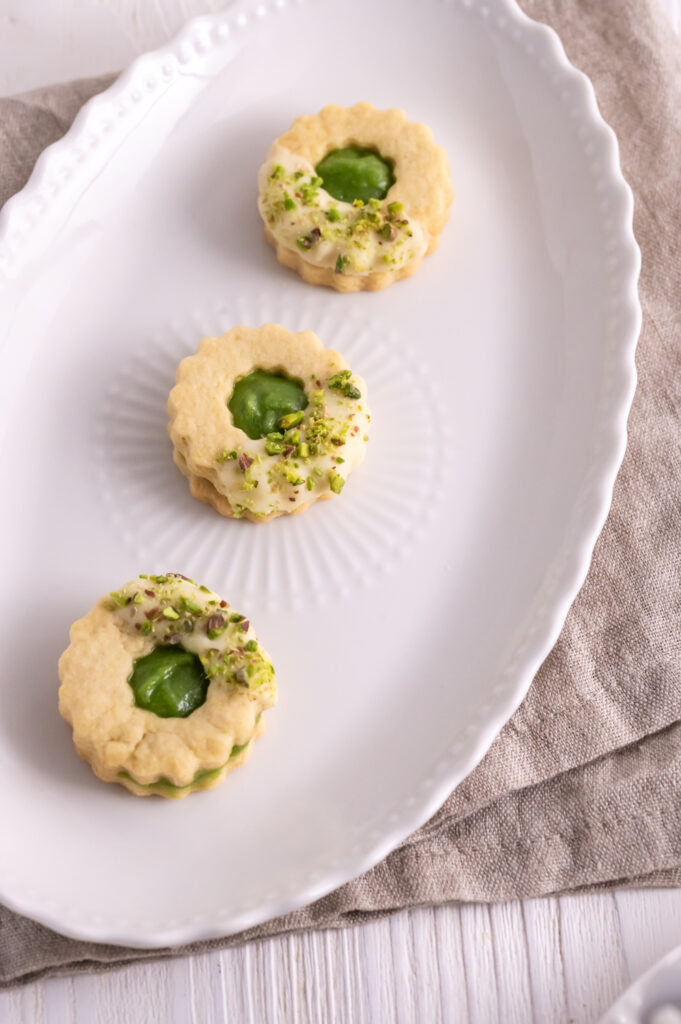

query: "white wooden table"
xmin=1 ymin=2 xmax=680 ymax=1020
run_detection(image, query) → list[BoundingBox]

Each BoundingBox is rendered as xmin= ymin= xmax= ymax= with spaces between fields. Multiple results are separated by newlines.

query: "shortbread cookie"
xmin=58 ymin=573 xmax=276 ymax=798
xmin=257 ymin=103 xmax=453 ymax=292
xmin=167 ymin=324 xmax=371 ymax=522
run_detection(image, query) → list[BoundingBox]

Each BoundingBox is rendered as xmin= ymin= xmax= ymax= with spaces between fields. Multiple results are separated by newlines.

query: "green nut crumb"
xmin=109 ymin=590 xmax=131 ymax=608
xmin=279 ymin=410 xmax=305 ymax=430
xmin=328 ymin=370 xmax=351 ymax=388
xmin=306 ymin=477 xmax=314 ymax=491
xmin=326 ymin=206 xmax=341 ymax=222
xmin=387 ymin=201 xmax=403 ymax=216
xmin=139 ymin=620 xmax=153 ymax=636
xmin=335 ymin=254 xmax=349 ymax=274
xmin=133 ymin=592 xmax=144 ymax=605
xmin=283 ymin=192 xmax=296 ymax=211
xmin=162 ymin=606 xmax=180 ymax=620
xmin=298 ymin=442 xmax=310 ymax=458
xmin=244 ymin=640 xmax=258 ymax=653
xmin=265 ymin=435 xmax=285 ymax=455
xmin=269 ymin=164 xmax=284 ymax=181
xmin=216 ymin=449 xmax=238 ymax=464
xmin=328 ymin=370 xmax=360 ymax=400
xmin=179 ymin=595 xmax=203 ymax=615
xmin=283 ymin=467 xmax=304 ymax=485
xmin=329 ymin=471 xmax=345 ymax=494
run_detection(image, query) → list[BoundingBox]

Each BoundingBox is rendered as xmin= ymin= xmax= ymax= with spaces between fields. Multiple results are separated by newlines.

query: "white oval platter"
xmin=0 ymin=0 xmax=639 ymax=946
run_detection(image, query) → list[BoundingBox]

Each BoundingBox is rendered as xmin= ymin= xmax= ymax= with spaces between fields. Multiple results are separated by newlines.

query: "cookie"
xmin=257 ymin=103 xmax=453 ymax=292
xmin=167 ymin=324 xmax=371 ymax=522
xmin=58 ymin=573 xmax=276 ymax=797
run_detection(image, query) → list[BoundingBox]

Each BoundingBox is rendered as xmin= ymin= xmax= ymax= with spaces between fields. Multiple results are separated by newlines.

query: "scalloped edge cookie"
xmin=258 ymin=103 xmax=453 ymax=292
xmin=167 ymin=324 xmax=371 ymax=523
xmin=58 ymin=574 xmax=277 ymax=798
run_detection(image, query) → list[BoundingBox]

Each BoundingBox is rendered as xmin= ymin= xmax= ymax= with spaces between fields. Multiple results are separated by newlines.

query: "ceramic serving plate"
xmin=600 ymin=945 xmax=681 ymax=1024
xmin=0 ymin=0 xmax=639 ymax=946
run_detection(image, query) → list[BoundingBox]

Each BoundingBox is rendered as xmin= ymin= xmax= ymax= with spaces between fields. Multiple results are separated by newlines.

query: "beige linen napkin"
xmin=2 ymin=0 xmax=680 ymax=987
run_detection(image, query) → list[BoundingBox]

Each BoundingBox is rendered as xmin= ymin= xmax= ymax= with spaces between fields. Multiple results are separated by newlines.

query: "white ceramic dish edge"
xmin=599 ymin=944 xmax=681 ymax=1023
xmin=0 ymin=0 xmax=641 ymax=947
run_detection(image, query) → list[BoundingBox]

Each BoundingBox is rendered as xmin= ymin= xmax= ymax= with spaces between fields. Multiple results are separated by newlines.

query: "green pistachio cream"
xmin=228 ymin=370 xmax=308 ymax=440
xmin=316 ymin=146 xmax=395 ymax=204
xmin=128 ymin=644 xmax=209 ymax=718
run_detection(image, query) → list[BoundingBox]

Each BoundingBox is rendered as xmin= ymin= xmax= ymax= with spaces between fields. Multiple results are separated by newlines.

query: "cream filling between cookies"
xmin=257 ymin=144 xmax=428 ymax=275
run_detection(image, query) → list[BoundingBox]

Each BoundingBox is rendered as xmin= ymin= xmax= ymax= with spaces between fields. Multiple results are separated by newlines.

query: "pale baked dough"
xmin=167 ymin=324 xmax=371 ymax=523
xmin=58 ymin=574 xmax=277 ymax=798
xmin=257 ymin=103 xmax=453 ymax=292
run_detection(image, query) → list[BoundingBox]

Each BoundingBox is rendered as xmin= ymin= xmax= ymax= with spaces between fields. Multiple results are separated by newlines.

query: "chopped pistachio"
xmin=283 ymin=192 xmax=296 ymax=211
xmin=265 ymin=435 xmax=285 ymax=455
xmin=133 ymin=592 xmax=144 ymax=605
xmin=269 ymin=164 xmax=285 ymax=181
xmin=335 ymin=456 xmax=345 ymax=464
xmin=328 ymin=370 xmax=352 ymax=389
xmin=306 ymin=477 xmax=314 ymax=491
xmin=139 ymin=620 xmax=153 ymax=636
xmin=335 ymin=254 xmax=349 ymax=274
xmin=283 ymin=467 xmax=304 ymax=486
xmin=229 ymin=613 xmax=245 ymax=623
xmin=326 ymin=206 xmax=341 ymax=222
xmin=298 ymin=442 xmax=310 ymax=458
xmin=162 ymin=607 xmax=180 ymax=620
xmin=387 ymin=200 xmax=403 ymax=216
xmin=216 ymin=449 xmax=232 ymax=463
xmin=207 ymin=613 xmax=226 ymax=638
xmin=329 ymin=471 xmax=345 ymax=494
xmin=244 ymin=640 xmax=258 ymax=653
xmin=300 ymin=176 xmax=322 ymax=204
xmin=279 ymin=410 xmax=304 ymax=430
xmin=179 ymin=595 xmax=203 ymax=615
xmin=109 ymin=590 xmax=131 ymax=608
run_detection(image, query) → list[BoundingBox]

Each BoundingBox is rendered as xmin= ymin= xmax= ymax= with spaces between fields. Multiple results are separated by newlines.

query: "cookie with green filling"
xmin=167 ymin=324 xmax=371 ymax=523
xmin=257 ymin=103 xmax=453 ymax=292
xmin=58 ymin=574 xmax=276 ymax=798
